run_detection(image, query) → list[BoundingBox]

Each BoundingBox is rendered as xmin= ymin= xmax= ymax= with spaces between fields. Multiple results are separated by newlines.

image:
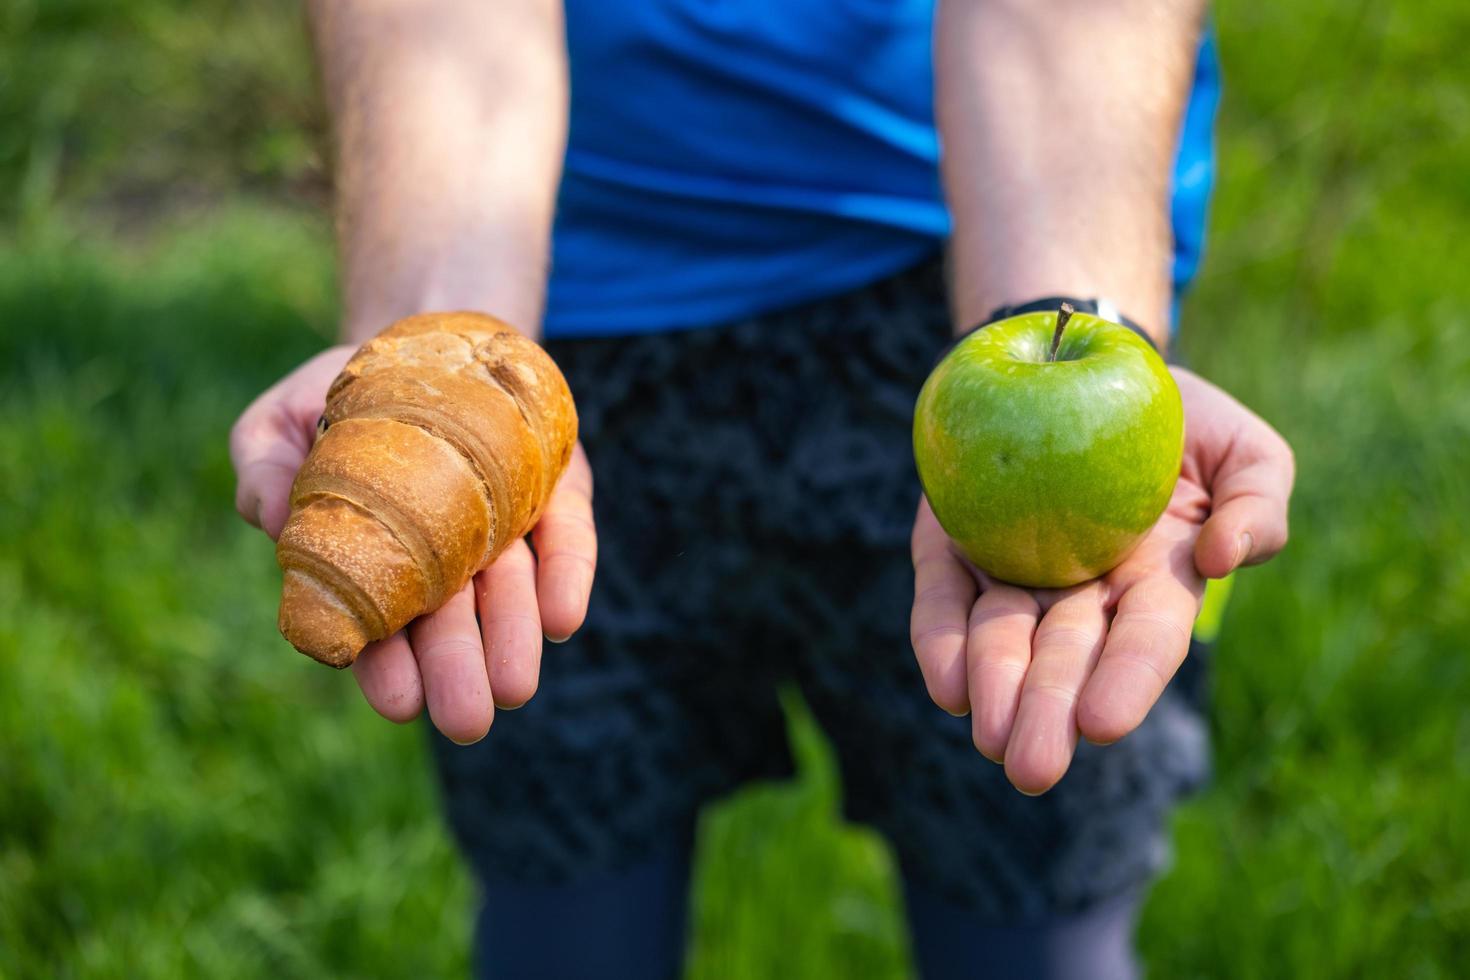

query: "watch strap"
xmin=980 ymin=296 xmax=1159 ymax=353
xmin=935 ymin=295 xmax=1165 ymax=365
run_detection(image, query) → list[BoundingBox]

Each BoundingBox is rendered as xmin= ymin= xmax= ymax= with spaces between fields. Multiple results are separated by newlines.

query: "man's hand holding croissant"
xmin=230 ymin=345 xmax=598 ymax=744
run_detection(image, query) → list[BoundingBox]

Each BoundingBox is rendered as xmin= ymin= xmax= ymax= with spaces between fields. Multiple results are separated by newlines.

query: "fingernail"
xmin=545 ymin=633 xmax=570 ymax=645
xmin=1234 ymin=531 xmax=1255 ymax=569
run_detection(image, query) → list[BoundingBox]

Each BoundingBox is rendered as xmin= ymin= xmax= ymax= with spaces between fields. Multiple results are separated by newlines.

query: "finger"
xmin=1077 ymin=578 xmax=1197 ymax=746
xmin=351 ymin=630 xmax=423 ymax=724
xmin=229 ymin=403 xmax=309 ymax=540
xmin=910 ymin=499 xmax=977 ymax=716
xmin=1004 ymin=583 xmax=1108 ymax=795
xmin=229 ymin=346 xmax=352 ymax=540
xmin=478 ymin=539 xmax=544 ymax=709
xmin=1195 ymin=427 xmax=1294 ymax=578
xmin=966 ymin=585 xmax=1040 ymax=763
xmin=409 ymin=583 xmax=494 ymax=745
xmin=532 ymin=444 xmax=597 ymax=642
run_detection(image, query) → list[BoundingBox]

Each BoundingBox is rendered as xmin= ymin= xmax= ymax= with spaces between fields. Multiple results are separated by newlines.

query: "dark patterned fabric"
xmin=430 ymin=256 xmax=1211 ymax=921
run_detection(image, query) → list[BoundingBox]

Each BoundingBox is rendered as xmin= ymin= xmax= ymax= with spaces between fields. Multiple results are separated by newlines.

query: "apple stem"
xmin=1048 ymin=302 xmax=1074 ymax=363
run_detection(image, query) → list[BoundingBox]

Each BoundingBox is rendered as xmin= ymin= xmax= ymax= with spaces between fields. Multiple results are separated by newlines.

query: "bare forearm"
xmin=309 ymin=0 xmax=568 ymax=342
xmin=936 ymin=0 xmax=1206 ymax=348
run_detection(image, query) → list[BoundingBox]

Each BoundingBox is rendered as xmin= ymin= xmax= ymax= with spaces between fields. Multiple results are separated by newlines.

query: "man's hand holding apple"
xmin=909 ymin=360 xmax=1293 ymax=795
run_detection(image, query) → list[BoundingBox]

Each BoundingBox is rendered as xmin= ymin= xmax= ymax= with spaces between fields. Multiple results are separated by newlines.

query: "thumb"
xmin=1194 ymin=424 xmax=1295 ymax=578
xmin=230 ymin=395 xmax=314 ymax=541
xmin=230 ymin=345 xmax=355 ymax=540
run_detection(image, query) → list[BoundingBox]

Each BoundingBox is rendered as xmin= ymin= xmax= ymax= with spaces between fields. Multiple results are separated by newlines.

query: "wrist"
xmin=339 ymin=260 xmax=548 ymax=346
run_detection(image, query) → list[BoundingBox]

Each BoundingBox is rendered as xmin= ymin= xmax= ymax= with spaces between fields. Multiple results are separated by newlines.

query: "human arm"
xmin=936 ymin=0 xmax=1204 ymax=346
xmin=230 ymin=0 xmax=592 ymax=743
xmin=317 ymin=0 xmax=568 ymax=341
xmin=914 ymin=0 xmax=1294 ymax=793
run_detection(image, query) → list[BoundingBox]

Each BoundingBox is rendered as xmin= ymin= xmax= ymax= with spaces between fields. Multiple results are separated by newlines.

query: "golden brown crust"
xmin=275 ymin=312 xmax=577 ymax=667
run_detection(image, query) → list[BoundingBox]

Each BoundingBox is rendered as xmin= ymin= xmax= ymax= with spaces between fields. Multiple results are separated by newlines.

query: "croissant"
xmin=275 ymin=312 xmax=577 ymax=668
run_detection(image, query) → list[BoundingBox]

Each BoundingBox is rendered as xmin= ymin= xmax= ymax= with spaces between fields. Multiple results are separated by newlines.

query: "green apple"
xmin=913 ymin=307 xmax=1183 ymax=588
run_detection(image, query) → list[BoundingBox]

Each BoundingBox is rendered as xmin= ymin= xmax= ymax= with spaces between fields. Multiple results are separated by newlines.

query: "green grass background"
xmin=3 ymin=1 xmax=1469 ymax=976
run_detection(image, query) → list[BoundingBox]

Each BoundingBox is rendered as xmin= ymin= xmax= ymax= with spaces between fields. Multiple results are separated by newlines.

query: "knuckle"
xmin=987 ymin=589 xmax=1042 ymax=616
xmin=913 ymin=582 xmax=969 ymax=607
xmin=1025 ymin=682 xmax=1080 ymax=710
xmin=1103 ymin=651 xmax=1171 ymax=689
xmin=539 ymin=550 xmax=597 ymax=574
xmin=416 ymin=636 xmax=484 ymax=665
xmin=1036 ymin=624 xmax=1097 ymax=647
xmin=229 ymin=409 xmax=274 ymax=452
xmin=967 ymin=621 xmax=1034 ymax=668
xmin=910 ymin=622 xmax=966 ymax=654
xmin=970 ymin=601 xmax=1037 ymax=634
xmin=542 ymin=511 xmax=598 ymax=542
xmin=912 ymin=553 xmax=959 ymax=578
xmin=973 ymin=659 xmax=1028 ymax=685
xmin=481 ymin=612 xmax=545 ymax=657
xmin=485 ymin=545 xmax=535 ymax=580
xmin=1113 ymin=610 xmax=1191 ymax=648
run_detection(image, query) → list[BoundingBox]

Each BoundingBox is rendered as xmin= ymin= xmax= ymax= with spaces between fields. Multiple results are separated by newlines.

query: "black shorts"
xmin=430 ymin=258 xmax=1211 ymax=920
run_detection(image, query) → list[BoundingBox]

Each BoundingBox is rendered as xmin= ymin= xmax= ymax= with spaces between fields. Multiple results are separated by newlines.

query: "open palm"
xmin=909 ymin=367 xmax=1294 ymax=795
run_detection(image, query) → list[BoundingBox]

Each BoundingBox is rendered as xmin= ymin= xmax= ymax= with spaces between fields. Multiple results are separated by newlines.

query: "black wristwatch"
xmin=938 ymin=295 xmax=1164 ymax=365
xmin=980 ymin=296 xmax=1160 ymax=353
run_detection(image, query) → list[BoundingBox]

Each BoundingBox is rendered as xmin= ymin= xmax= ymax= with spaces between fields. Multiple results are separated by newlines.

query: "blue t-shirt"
xmin=544 ymin=2 xmax=1219 ymax=338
